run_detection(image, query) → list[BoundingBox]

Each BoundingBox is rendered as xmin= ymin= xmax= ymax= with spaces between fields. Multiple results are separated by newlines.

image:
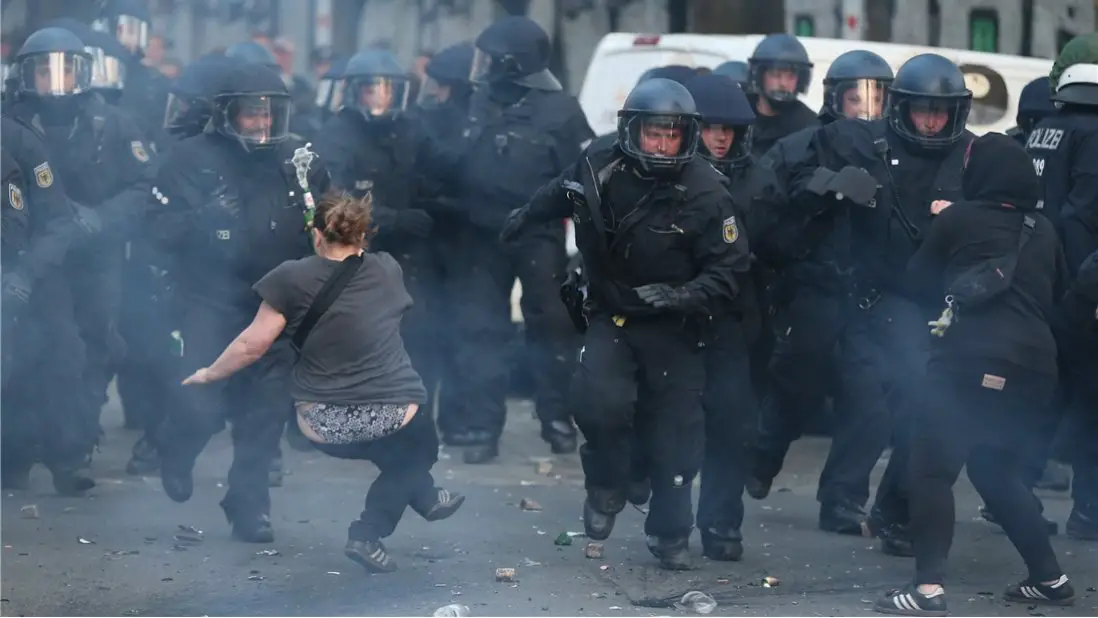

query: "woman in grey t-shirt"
xmin=181 ymin=193 xmax=464 ymax=573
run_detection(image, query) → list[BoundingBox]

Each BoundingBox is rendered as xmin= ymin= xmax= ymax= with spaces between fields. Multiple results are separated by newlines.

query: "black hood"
xmin=961 ymin=132 xmax=1039 ymax=210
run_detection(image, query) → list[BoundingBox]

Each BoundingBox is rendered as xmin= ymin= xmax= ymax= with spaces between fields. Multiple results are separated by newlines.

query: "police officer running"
xmin=500 ymin=77 xmax=751 ymax=569
xmin=768 ymin=54 xmax=975 ymax=555
xmin=748 ymin=50 xmax=897 ymax=538
xmin=149 ymin=63 xmax=331 ymax=543
xmin=448 ymin=16 xmax=593 ymax=463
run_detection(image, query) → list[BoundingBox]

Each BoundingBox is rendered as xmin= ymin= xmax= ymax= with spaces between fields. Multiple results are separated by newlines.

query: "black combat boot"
xmin=583 ymin=488 xmax=626 ymax=541
xmin=126 ymin=437 xmax=161 ymax=476
xmin=221 ymin=499 xmax=274 ymax=543
xmin=627 ymin=477 xmax=652 ymax=506
xmin=463 ymin=439 xmax=499 ymax=464
xmin=268 ymin=453 xmax=284 ymax=487
xmin=865 ymin=508 xmax=914 ymax=557
xmin=1066 ymin=505 xmax=1098 ymax=541
xmin=819 ymin=500 xmax=867 ymax=535
xmin=701 ymin=526 xmax=743 ymax=562
xmin=541 ymin=420 xmax=578 ymax=454
xmin=647 ymin=535 xmax=693 ymax=570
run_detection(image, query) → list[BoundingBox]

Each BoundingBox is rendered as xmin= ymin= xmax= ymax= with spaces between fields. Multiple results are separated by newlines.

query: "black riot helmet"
xmin=420 ymin=41 xmax=474 ymax=107
xmin=314 ymin=55 xmax=348 ymax=114
xmin=165 ymin=53 xmax=238 ymax=138
xmin=712 ymin=60 xmax=749 ymax=89
xmin=91 ymin=0 xmax=151 ymax=57
xmin=617 ymin=77 xmax=701 ymax=176
xmin=685 ymin=73 xmax=755 ymax=170
xmin=470 ymin=16 xmax=561 ymax=92
xmin=225 ymin=41 xmax=280 ymax=71
xmin=211 ymin=63 xmax=292 ymax=152
xmin=342 ymin=49 xmax=409 ymax=120
xmin=748 ymin=34 xmax=812 ymax=107
xmin=44 ymin=18 xmax=128 ymax=95
xmin=1051 ymin=63 xmax=1098 ymax=107
xmin=823 ymin=50 xmax=894 ymax=121
xmin=14 ymin=27 xmax=94 ymax=101
xmin=887 ymin=53 xmax=972 ymax=149
xmin=636 ymin=64 xmax=698 ymax=87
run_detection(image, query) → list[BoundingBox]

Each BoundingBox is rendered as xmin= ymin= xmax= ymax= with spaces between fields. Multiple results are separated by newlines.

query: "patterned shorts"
xmin=296 ymin=401 xmax=408 ymax=445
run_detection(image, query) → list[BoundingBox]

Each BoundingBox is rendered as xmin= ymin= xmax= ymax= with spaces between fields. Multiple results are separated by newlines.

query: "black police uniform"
xmin=9 ymin=27 xmax=159 ymax=453
xmin=749 ymin=50 xmax=897 ymax=535
xmin=1026 ymin=66 xmax=1098 ymax=539
xmin=148 ymin=64 xmax=330 ymax=543
xmin=122 ymin=52 xmax=243 ymax=476
xmin=0 ymin=114 xmax=99 ymax=495
xmin=774 ymin=54 xmax=975 ymax=555
xmin=412 ymin=41 xmax=476 ymax=442
xmin=93 ymin=0 xmax=171 ymax=151
xmin=315 ymin=49 xmax=457 ymax=441
xmin=746 ymin=34 xmax=819 ymax=157
xmin=682 ymin=72 xmax=768 ymax=561
xmin=502 ymin=77 xmax=751 ymax=569
xmin=452 ymin=16 xmax=594 ymax=462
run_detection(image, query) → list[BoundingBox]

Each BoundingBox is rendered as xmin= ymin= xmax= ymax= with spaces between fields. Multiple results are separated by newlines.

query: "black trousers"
xmin=572 ymin=315 xmax=706 ymax=540
xmin=68 ymin=248 xmax=125 ymax=419
xmin=313 ymin=409 xmax=440 ymax=541
xmin=846 ymin=293 xmax=929 ymax=521
xmin=445 ymin=221 xmax=577 ymax=443
xmin=155 ymin=304 xmax=291 ymax=516
xmin=1 ymin=273 xmax=98 ymax=472
xmin=908 ymin=360 xmax=1062 ymax=585
xmin=697 ymin=316 xmax=758 ymax=533
xmin=116 ymin=252 xmax=176 ymax=435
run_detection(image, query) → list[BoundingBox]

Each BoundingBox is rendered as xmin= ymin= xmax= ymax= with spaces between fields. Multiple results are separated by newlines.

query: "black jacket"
xmin=522 ymin=137 xmax=750 ymax=317
xmin=907 ymin=132 xmax=1066 ymax=375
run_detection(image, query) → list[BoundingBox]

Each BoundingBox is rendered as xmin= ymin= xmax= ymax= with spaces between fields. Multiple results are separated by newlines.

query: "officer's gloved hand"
xmin=73 ymin=203 xmax=103 ymax=237
xmin=1 ymin=272 xmax=32 ymax=306
xmin=499 ymin=207 xmax=530 ymax=243
xmin=394 ymin=209 xmax=434 ymax=238
xmin=633 ymin=283 xmax=701 ymax=311
xmin=1072 ymin=250 xmax=1098 ymax=303
xmin=829 ymin=166 xmax=878 ymax=206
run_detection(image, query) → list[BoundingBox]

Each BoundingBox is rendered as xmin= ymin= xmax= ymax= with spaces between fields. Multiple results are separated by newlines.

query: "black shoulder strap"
xmin=292 ymin=254 xmax=364 ymax=352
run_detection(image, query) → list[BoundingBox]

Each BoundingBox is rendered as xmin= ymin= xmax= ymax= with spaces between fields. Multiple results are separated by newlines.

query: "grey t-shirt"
xmin=253 ymin=252 xmax=427 ymax=405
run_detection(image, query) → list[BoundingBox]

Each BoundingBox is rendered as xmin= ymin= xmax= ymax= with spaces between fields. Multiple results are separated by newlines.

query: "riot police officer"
xmin=226 ymin=41 xmax=318 ymax=141
xmin=8 ymin=26 xmax=159 ymax=471
xmin=91 ymin=0 xmax=171 ymax=150
xmin=451 ymin=16 xmax=594 ymax=462
xmin=312 ymin=55 xmax=348 ymax=128
xmin=682 ymin=72 xmax=769 ymax=561
xmin=501 ymin=78 xmax=751 ymax=569
xmin=1025 ymin=37 xmax=1098 ymax=540
xmin=746 ymin=34 xmax=818 ymax=156
xmin=149 ymin=63 xmax=331 ymax=543
xmin=712 ymin=60 xmax=750 ymax=90
xmin=769 ymin=54 xmax=975 ymax=555
xmin=123 ymin=52 xmax=241 ymax=476
xmin=1009 ymin=77 xmax=1057 ymax=147
xmin=315 ymin=48 xmax=456 ymax=446
xmin=42 ymin=19 xmax=128 ymax=107
xmin=748 ymin=50 xmax=896 ymax=538
xmin=1 ymin=113 xmax=97 ymax=494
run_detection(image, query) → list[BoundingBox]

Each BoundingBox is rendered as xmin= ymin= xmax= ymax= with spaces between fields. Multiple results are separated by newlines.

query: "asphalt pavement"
xmin=1 ymin=398 xmax=1095 ymax=617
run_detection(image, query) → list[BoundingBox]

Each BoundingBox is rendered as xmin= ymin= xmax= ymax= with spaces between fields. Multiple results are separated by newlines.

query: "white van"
xmin=578 ymin=33 xmax=1054 ymax=138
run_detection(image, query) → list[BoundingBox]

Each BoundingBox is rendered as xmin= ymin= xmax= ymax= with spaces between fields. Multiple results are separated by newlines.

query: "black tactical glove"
xmin=73 ymin=203 xmax=103 ymax=236
xmin=395 ymin=209 xmax=434 ymax=238
xmin=2 ymin=272 xmax=32 ymax=306
xmin=804 ymin=166 xmax=877 ymax=206
xmin=499 ymin=207 xmax=529 ymax=243
xmin=633 ymin=283 xmax=702 ymax=311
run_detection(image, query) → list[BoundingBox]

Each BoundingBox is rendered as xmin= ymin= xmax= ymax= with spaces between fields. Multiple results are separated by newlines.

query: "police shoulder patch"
xmin=33 ymin=162 xmax=53 ymax=188
xmin=131 ymin=140 xmax=150 ymax=163
xmin=722 ymin=215 xmax=739 ymax=244
xmin=8 ymin=183 xmax=23 ymax=210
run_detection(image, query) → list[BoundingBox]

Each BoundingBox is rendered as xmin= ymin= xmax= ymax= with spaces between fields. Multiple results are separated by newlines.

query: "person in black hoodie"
xmin=875 ymin=132 xmax=1075 ymax=616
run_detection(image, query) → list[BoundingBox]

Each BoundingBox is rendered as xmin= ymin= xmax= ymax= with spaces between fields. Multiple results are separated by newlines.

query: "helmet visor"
xmin=889 ymin=94 xmax=971 ymax=148
xmin=86 ymin=46 xmax=126 ymax=90
xmin=468 ymin=48 xmax=495 ymax=84
xmin=753 ymin=60 xmax=810 ymax=101
xmin=164 ymin=92 xmax=193 ymax=129
xmin=93 ymin=15 xmax=149 ymax=54
xmin=346 ymin=75 xmax=408 ymax=117
xmin=223 ymin=94 xmax=292 ymax=147
xmin=624 ymin=114 xmax=698 ymax=158
xmin=20 ymin=52 xmax=92 ymax=96
xmin=416 ymin=75 xmax=452 ymax=106
xmin=829 ymin=78 xmax=890 ymax=120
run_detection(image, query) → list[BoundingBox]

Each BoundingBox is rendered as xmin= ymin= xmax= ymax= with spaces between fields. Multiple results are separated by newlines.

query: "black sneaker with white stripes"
xmin=874 ymin=585 xmax=948 ymax=617
xmin=1004 ymin=574 xmax=1075 ymax=606
xmin=344 ymin=538 xmax=398 ymax=573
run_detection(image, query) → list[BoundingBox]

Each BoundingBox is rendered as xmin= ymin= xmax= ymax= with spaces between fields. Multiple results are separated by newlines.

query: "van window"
xmin=959 ymin=63 xmax=1009 ymax=126
xmin=969 ymin=9 xmax=1000 ymax=53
